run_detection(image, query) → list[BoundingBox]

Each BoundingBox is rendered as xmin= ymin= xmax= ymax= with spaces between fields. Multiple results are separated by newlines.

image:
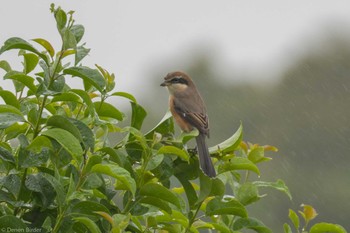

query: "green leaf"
xmin=209 ymin=123 xmax=242 ymax=154
xmin=47 ymin=115 xmax=83 ymax=142
xmin=72 ymin=201 xmax=110 ymax=220
xmin=0 ymin=146 xmax=15 ymax=164
xmin=94 ymin=101 xmax=124 ymax=121
xmin=69 ymin=118 xmax=95 ymax=152
xmin=4 ymin=71 xmax=37 ymax=94
xmin=27 ymin=136 xmax=53 ymax=153
xmin=0 ymin=90 xmax=20 ymax=108
xmin=75 ymin=45 xmax=90 ymax=65
xmin=111 ymin=91 xmax=137 ymax=103
xmin=157 ymin=146 xmax=189 ymax=162
xmin=146 ymin=154 xmax=164 ymax=171
xmin=140 ymin=196 xmax=172 ymax=214
xmin=145 ymin=111 xmax=174 ymax=139
xmin=62 ymin=28 xmax=77 ymax=50
xmin=236 ymin=182 xmax=260 ymax=206
xmin=232 ymin=217 xmax=272 ymax=233
xmin=0 ymin=215 xmax=26 ymax=231
xmin=206 ymin=196 xmax=247 ymax=217
xmin=54 ymin=7 xmax=67 ymax=31
xmin=310 ymin=222 xmax=347 ymax=233
xmin=283 ymin=223 xmax=293 ymax=233
xmin=140 ymin=183 xmax=181 ymax=209
xmin=91 ymin=164 xmax=136 ymax=196
xmin=51 ymin=92 xmax=82 ymax=103
xmin=0 ymin=37 xmax=49 ymax=64
xmin=218 ymin=157 xmax=260 ymax=175
xmin=288 ymin=209 xmax=300 ymax=230
xmin=197 ymin=172 xmax=212 ymax=203
xmin=248 ymin=146 xmax=271 ymax=163
xmin=22 ymin=53 xmax=39 ymax=74
xmin=175 ymin=176 xmax=198 ymax=208
xmin=32 ymin=38 xmax=55 ymax=57
xmin=41 ymin=128 xmax=83 ymax=160
xmin=73 ymin=217 xmax=102 ymax=233
xmin=25 ymin=173 xmax=57 ymax=207
xmin=253 ymin=179 xmax=292 ymax=200
xmin=0 ymin=174 xmax=21 ymax=197
xmin=40 ymin=172 xmax=66 ymax=207
xmin=130 ymin=102 xmax=147 ymax=130
xmin=71 ymin=24 xmax=85 ymax=43
xmin=64 ymin=66 xmax=106 ymax=92
xmin=70 ymin=89 xmax=95 ymax=115
xmin=0 ymin=104 xmax=25 ymax=129
xmin=0 ymin=60 xmax=12 ymax=72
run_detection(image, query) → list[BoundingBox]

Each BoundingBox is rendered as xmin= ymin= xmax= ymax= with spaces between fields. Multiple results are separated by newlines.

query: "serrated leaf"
xmin=232 ymin=217 xmax=272 ymax=233
xmin=64 ymin=66 xmax=106 ymax=92
xmin=218 ymin=157 xmax=260 ymax=175
xmin=94 ymin=101 xmax=124 ymax=121
xmin=209 ymin=123 xmax=242 ymax=154
xmin=140 ymin=183 xmax=181 ymax=209
xmin=253 ymin=179 xmax=292 ymax=200
xmin=206 ymin=196 xmax=247 ymax=217
xmin=91 ymin=164 xmax=136 ymax=196
xmin=309 ymin=222 xmax=347 ymax=233
xmin=32 ymin=38 xmax=55 ymax=57
xmin=300 ymin=204 xmax=318 ymax=223
xmin=157 ymin=146 xmax=189 ymax=162
xmin=0 ymin=37 xmax=49 ymax=64
xmin=41 ymin=128 xmax=83 ymax=160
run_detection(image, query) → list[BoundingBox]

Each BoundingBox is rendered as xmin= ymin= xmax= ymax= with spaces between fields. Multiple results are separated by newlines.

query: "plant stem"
xmin=185 ymin=201 xmax=203 ymax=233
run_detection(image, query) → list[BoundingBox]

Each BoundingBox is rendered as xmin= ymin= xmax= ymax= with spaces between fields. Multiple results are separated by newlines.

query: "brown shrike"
xmin=161 ymin=71 xmax=216 ymax=177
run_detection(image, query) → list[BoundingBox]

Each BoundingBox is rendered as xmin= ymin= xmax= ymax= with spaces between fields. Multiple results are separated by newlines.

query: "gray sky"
xmin=1 ymin=1 xmax=350 ymax=100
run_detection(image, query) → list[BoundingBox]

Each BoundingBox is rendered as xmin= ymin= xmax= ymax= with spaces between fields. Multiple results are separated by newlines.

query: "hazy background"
xmin=1 ymin=1 xmax=350 ymax=231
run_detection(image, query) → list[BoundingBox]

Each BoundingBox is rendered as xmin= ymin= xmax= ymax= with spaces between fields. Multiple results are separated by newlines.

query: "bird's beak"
xmin=160 ymin=80 xmax=168 ymax=87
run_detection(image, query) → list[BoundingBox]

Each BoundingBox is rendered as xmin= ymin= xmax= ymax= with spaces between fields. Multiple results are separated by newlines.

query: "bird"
xmin=160 ymin=71 xmax=216 ymax=177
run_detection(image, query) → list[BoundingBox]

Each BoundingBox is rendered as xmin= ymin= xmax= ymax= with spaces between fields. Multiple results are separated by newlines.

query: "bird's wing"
xmin=173 ymin=98 xmax=209 ymax=136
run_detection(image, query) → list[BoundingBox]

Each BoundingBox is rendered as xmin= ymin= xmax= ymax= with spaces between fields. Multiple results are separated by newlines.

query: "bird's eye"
xmin=171 ymin=78 xmax=180 ymax=83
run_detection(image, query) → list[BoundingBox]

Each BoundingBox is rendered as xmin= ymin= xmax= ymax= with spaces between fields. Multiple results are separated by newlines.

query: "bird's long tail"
xmin=195 ymin=134 xmax=216 ymax=177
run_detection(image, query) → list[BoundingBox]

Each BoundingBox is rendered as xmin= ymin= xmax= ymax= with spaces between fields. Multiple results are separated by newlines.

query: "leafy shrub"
xmin=0 ymin=4 xmax=346 ymax=233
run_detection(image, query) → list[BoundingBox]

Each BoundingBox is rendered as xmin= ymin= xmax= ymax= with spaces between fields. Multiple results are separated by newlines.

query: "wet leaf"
xmin=206 ymin=196 xmax=247 ymax=217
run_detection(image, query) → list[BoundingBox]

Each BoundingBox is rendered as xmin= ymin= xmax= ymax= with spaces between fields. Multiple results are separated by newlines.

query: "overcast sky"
xmin=1 ymin=1 xmax=350 ymax=100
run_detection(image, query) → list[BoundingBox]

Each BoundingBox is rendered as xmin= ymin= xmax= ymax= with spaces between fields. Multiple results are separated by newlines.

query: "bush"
xmin=0 ymin=4 xmax=346 ymax=233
